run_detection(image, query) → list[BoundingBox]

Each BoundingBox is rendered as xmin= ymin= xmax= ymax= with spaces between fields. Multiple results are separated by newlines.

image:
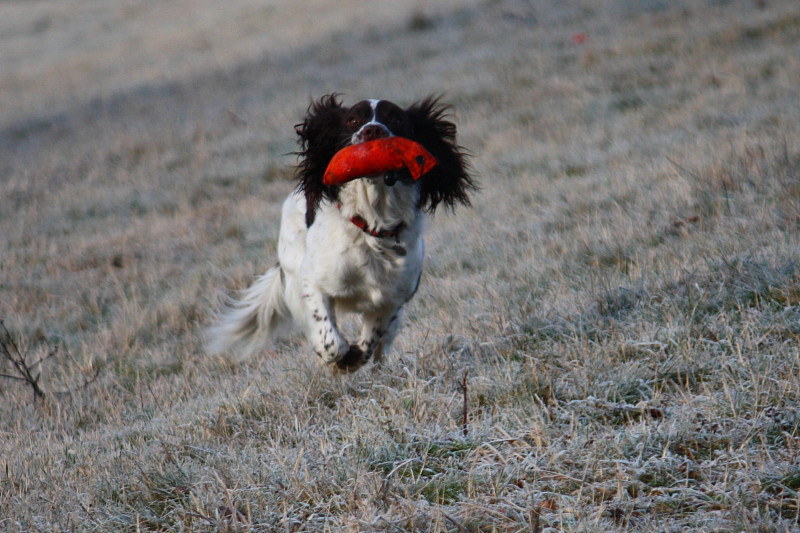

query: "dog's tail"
xmin=206 ymin=264 xmax=295 ymax=358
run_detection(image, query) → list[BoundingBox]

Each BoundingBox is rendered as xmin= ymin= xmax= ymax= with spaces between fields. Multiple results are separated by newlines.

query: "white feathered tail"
xmin=206 ymin=264 xmax=295 ymax=358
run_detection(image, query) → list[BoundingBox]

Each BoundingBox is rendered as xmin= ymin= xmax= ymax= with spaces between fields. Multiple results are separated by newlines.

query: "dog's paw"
xmin=312 ymin=328 xmax=349 ymax=363
xmin=333 ymin=345 xmax=370 ymax=373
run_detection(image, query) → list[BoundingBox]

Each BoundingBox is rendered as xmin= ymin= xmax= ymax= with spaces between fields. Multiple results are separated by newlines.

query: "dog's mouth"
xmin=344 ymin=138 xmax=416 ymax=186
xmin=326 ymin=135 xmax=433 ymax=187
xmin=383 ymin=168 xmax=416 ymax=187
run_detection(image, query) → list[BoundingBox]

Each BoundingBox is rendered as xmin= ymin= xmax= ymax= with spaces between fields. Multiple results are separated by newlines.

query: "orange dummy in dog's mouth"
xmin=322 ymin=137 xmax=438 ymax=186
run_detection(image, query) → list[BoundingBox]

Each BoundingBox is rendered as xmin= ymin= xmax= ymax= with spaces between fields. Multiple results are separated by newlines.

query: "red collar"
xmin=336 ymin=202 xmax=406 ymax=239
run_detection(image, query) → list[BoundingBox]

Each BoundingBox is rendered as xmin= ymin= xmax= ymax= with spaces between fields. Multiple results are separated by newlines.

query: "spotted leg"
xmin=303 ymin=285 xmax=348 ymax=363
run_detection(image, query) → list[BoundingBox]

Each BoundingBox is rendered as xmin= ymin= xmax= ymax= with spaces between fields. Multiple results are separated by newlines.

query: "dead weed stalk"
xmin=0 ymin=320 xmax=99 ymax=402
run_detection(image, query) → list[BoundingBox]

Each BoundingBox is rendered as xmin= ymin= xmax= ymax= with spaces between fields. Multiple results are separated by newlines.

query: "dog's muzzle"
xmin=383 ymin=169 xmax=415 ymax=187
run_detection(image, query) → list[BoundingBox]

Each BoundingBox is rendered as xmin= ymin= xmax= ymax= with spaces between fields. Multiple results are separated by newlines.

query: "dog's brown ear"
xmin=406 ymin=96 xmax=476 ymax=213
xmin=295 ymin=94 xmax=348 ymax=227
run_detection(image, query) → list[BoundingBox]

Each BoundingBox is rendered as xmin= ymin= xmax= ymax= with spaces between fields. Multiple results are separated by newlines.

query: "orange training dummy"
xmin=323 ymin=137 xmax=437 ymax=186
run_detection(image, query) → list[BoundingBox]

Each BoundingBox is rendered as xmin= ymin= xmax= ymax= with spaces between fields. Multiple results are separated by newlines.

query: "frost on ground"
xmin=1 ymin=0 xmax=799 ymax=531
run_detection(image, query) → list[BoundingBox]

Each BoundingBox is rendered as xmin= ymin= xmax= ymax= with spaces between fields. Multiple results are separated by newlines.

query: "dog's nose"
xmin=360 ymin=124 xmax=388 ymax=142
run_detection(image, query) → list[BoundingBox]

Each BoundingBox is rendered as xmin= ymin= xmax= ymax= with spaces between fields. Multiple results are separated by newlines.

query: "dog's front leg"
xmin=359 ymin=308 xmax=402 ymax=358
xmin=302 ymin=285 xmax=348 ymax=363
xmin=334 ymin=307 xmax=402 ymax=372
xmin=366 ymin=308 xmax=403 ymax=365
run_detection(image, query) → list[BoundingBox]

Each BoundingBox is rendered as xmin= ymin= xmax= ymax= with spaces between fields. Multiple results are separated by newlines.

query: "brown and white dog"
xmin=208 ymin=95 xmax=474 ymax=372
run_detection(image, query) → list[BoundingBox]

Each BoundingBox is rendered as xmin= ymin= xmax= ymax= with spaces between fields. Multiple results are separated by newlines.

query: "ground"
xmin=1 ymin=0 xmax=800 ymax=531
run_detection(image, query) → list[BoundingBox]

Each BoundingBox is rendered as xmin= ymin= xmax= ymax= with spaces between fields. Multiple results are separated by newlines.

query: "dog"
xmin=207 ymin=95 xmax=474 ymax=372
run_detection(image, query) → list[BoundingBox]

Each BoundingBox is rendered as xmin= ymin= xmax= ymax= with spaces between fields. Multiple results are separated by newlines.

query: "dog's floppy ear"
xmin=295 ymin=94 xmax=348 ymax=227
xmin=406 ymin=96 xmax=476 ymax=213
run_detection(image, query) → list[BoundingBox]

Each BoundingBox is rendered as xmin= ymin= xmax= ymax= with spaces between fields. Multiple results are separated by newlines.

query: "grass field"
xmin=2 ymin=0 xmax=800 ymax=531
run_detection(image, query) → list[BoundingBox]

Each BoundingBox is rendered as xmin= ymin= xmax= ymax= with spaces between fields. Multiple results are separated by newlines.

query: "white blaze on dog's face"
xmin=346 ymin=99 xmax=414 ymax=145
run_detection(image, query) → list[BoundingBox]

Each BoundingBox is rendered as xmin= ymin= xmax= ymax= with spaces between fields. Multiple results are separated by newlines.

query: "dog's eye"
xmin=348 ymin=118 xmax=362 ymax=128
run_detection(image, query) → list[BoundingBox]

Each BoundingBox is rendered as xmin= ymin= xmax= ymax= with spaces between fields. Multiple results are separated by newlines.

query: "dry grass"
xmin=2 ymin=0 xmax=800 ymax=531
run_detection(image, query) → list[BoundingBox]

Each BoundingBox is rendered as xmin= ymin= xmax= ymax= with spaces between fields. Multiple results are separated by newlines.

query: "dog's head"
xmin=295 ymin=95 xmax=475 ymax=226
xmin=344 ymin=99 xmax=413 ymax=144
